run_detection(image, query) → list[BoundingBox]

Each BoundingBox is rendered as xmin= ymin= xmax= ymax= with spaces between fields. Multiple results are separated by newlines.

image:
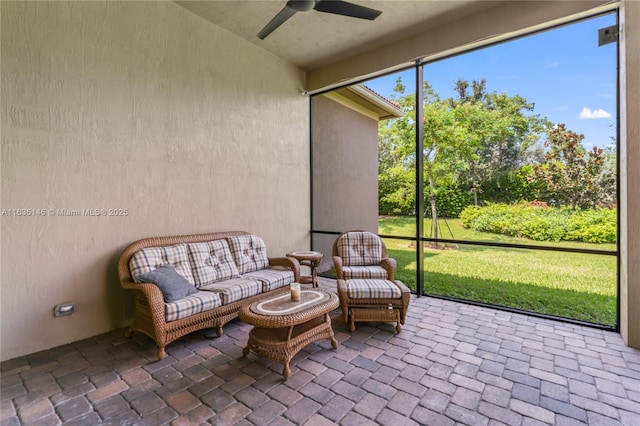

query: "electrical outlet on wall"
xmin=54 ymin=303 xmax=75 ymax=317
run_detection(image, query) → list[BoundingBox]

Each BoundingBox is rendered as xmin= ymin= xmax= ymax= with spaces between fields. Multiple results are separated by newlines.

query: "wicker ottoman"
xmin=337 ymin=279 xmax=410 ymax=333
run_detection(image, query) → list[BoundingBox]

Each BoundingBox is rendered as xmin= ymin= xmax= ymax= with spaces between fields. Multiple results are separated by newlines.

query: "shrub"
xmin=459 ymin=205 xmax=483 ymax=227
xmin=520 ymin=216 xmax=567 ymax=242
xmin=459 ymin=203 xmax=616 ymax=243
xmin=565 ymin=208 xmax=617 ymax=243
xmin=428 ymin=183 xmax=472 ymax=218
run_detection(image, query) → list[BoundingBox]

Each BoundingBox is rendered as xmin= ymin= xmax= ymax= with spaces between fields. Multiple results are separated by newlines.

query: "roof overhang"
xmin=322 ymin=84 xmax=403 ymax=121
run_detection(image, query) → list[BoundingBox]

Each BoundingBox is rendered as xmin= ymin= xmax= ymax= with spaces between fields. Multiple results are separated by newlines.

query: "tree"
xmin=422 ymin=87 xmax=471 ymax=239
xmin=378 ymin=78 xmax=461 ymax=239
xmin=378 ymin=121 xmax=415 ymax=215
xmin=378 ymin=77 xmax=616 ymax=219
xmin=378 ymin=77 xmax=416 ymax=215
xmin=529 ymin=124 xmax=616 ymax=209
xmin=377 ymin=77 xmax=548 ymax=241
xmin=449 ymin=79 xmax=548 ymax=206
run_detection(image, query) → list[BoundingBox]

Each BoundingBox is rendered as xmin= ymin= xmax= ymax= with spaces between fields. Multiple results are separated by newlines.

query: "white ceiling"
xmin=175 ymin=1 xmax=499 ymax=71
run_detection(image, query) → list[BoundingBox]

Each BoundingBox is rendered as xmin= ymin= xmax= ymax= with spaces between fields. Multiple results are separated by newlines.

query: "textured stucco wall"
xmin=311 ymin=95 xmax=379 ymax=270
xmin=1 ymin=1 xmax=309 ymax=361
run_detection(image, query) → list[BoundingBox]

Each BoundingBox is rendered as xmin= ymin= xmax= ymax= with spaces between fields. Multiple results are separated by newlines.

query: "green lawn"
xmin=379 ymin=216 xmax=617 ymax=326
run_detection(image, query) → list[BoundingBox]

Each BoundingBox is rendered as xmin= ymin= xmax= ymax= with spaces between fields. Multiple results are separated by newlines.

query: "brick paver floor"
xmin=2 ymin=278 xmax=639 ymax=425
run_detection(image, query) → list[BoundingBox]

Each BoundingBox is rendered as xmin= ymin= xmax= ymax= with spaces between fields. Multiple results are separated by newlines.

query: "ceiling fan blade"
xmin=257 ymin=4 xmax=298 ymax=39
xmin=313 ymin=0 xmax=382 ymax=20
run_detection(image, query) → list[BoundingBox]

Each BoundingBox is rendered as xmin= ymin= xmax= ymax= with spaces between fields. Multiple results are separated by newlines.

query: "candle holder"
xmin=290 ymin=282 xmax=301 ymax=301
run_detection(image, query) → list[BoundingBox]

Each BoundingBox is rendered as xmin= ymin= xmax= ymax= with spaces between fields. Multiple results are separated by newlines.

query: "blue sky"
xmin=366 ymin=13 xmax=617 ymax=150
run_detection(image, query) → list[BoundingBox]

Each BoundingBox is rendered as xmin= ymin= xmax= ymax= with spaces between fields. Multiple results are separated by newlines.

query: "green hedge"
xmin=380 ymin=166 xmax=542 ymax=218
xmin=459 ymin=203 xmax=617 ymax=243
xmin=426 ymin=183 xmax=471 ymax=218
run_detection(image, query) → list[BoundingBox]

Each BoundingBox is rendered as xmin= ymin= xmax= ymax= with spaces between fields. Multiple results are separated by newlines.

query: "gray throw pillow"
xmin=136 ymin=264 xmax=198 ymax=302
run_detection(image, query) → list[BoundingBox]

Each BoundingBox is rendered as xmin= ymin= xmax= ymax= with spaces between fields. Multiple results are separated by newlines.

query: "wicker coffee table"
xmin=239 ymin=289 xmax=339 ymax=378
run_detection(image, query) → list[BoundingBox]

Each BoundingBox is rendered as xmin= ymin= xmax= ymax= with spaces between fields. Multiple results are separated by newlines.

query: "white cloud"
xmin=579 ymin=107 xmax=612 ymax=119
xmin=544 ymin=62 xmax=559 ymax=68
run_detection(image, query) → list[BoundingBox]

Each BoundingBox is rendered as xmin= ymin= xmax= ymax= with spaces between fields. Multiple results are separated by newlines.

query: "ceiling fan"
xmin=257 ymin=0 xmax=382 ymax=40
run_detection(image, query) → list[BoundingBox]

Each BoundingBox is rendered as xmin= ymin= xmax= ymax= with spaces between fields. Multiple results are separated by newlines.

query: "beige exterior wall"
xmin=311 ymin=95 xmax=379 ymax=270
xmin=0 ymin=1 xmax=309 ymax=361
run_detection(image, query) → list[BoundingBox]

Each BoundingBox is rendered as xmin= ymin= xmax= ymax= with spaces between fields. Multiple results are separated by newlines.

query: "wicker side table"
xmin=286 ymin=251 xmax=323 ymax=288
xmin=239 ymin=289 xmax=339 ymax=378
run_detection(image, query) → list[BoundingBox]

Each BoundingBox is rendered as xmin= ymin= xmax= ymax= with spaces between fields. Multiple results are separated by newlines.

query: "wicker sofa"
xmin=117 ymin=231 xmax=300 ymax=359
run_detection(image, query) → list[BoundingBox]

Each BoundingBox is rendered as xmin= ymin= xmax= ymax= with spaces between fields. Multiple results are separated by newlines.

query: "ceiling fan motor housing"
xmin=289 ymin=0 xmax=316 ymax=12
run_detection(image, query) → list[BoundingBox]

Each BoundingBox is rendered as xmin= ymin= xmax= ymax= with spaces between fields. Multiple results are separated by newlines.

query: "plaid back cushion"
xmin=347 ymin=279 xmax=401 ymax=299
xmin=337 ymin=232 xmax=383 ymax=266
xmin=129 ymin=244 xmax=195 ymax=285
xmin=227 ymin=235 xmax=269 ymax=274
xmin=187 ymin=240 xmax=240 ymax=288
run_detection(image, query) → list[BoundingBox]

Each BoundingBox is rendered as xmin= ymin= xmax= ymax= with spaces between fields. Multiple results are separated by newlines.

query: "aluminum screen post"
xmin=415 ymin=62 xmax=425 ymax=297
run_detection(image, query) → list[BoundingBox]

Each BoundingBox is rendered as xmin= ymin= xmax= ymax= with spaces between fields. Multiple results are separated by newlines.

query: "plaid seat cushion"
xmin=199 ymin=278 xmax=262 ymax=305
xmin=337 ymin=232 xmax=383 ymax=266
xmin=343 ymin=265 xmax=388 ymax=280
xmin=243 ymin=267 xmax=295 ymax=292
xmin=187 ymin=240 xmax=240 ymax=288
xmin=346 ymin=279 xmax=402 ymax=299
xmin=227 ymin=235 xmax=269 ymax=274
xmin=165 ymin=291 xmax=222 ymax=322
xmin=129 ymin=244 xmax=195 ymax=285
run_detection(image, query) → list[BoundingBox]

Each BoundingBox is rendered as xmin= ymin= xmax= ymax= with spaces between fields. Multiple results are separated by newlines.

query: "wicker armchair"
xmin=332 ymin=230 xmax=396 ymax=280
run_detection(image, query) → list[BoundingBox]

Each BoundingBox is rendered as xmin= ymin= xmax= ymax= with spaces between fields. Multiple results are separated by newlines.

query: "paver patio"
xmin=1 ymin=278 xmax=639 ymax=425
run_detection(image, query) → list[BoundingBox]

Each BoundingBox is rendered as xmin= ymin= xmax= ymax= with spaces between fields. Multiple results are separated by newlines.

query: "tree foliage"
xmin=378 ymin=77 xmax=547 ymax=220
xmin=529 ymin=124 xmax=616 ymax=209
xmin=377 ymin=77 xmax=616 ymax=222
xmin=451 ymin=80 xmax=547 ymax=205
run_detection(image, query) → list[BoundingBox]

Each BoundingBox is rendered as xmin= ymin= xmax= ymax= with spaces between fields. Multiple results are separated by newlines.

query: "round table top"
xmin=239 ymin=289 xmax=338 ymax=328
xmin=286 ymin=251 xmax=323 ymax=261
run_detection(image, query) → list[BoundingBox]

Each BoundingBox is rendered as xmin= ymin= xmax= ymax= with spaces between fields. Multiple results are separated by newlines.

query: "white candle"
xmin=290 ymin=282 xmax=301 ymax=301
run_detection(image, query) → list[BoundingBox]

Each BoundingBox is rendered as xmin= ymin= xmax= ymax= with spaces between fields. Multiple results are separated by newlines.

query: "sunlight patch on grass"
xmin=379 ymin=216 xmax=617 ymax=326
